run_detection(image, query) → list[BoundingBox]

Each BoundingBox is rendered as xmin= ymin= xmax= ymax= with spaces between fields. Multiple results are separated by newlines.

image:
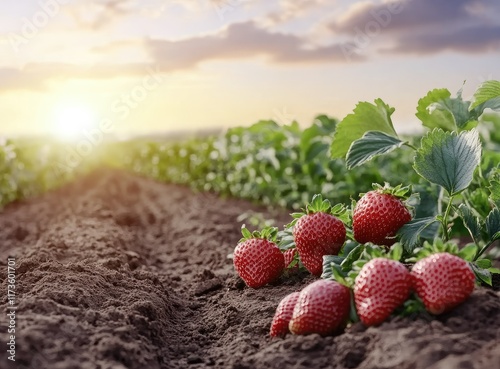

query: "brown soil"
xmin=1 ymin=170 xmax=499 ymax=369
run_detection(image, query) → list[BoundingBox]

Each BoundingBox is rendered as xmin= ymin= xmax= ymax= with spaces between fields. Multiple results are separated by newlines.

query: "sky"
xmin=0 ymin=0 xmax=499 ymax=138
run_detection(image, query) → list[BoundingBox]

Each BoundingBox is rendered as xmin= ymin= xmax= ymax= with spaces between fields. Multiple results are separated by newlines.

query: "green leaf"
xmin=388 ymin=242 xmax=403 ymax=261
xmin=470 ymin=80 xmax=500 ymax=111
xmin=277 ymin=228 xmax=295 ymax=251
xmin=470 ymin=263 xmax=492 ymax=286
xmin=488 ymin=179 xmax=500 ymax=208
xmin=458 ymin=244 xmax=478 ymax=261
xmin=322 ymin=255 xmax=345 ymax=280
xmin=413 ymin=129 xmax=482 ymax=195
xmin=457 ymin=204 xmax=483 ymax=245
xmin=340 ymin=244 xmax=364 ymax=272
xmin=486 ymin=208 xmax=500 ymax=242
xmin=416 ymin=87 xmax=473 ymax=130
xmin=305 ymin=141 xmax=329 ymax=162
xmin=331 ymin=99 xmax=397 ymax=159
xmin=340 ymin=241 xmax=360 ymax=257
xmin=346 ymin=131 xmax=405 ymax=169
xmin=398 ymin=217 xmax=440 ymax=252
xmin=416 ymin=89 xmax=456 ymax=131
xmin=475 ymin=259 xmax=492 ymax=269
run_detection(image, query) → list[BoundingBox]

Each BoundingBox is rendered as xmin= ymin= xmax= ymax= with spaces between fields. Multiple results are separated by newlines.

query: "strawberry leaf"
xmin=416 ymin=88 xmax=457 ymax=131
xmin=470 ymin=263 xmax=492 ymax=286
xmin=340 ymin=240 xmax=360 ymax=257
xmin=322 ymin=255 xmax=350 ymax=285
xmin=346 ymin=131 xmax=406 ymax=169
xmin=475 ymin=259 xmax=492 ymax=269
xmin=277 ymin=228 xmax=295 ymax=251
xmin=486 ymin=208 xmax=500 ymax=242
xmin=417 ymin=86 xmax=478 ymax=131
xmin=413 ymin=128 xmax=482 ymax=196
xmin=458 ymin=244 xmax=478 ymax=262
xmin=470 ymin=80 xmax=500 ymax=111
xmin=457 ymin=204 xmax=483 ymax=245
xmin=488 ymin=179 xmax=500 ymax=208
xmin=331 ymin=99 xmax=397 ymax=159
xmin=340 ymin=244 xmax=364 ymax=272
xmin=398 ymin=217 xmax=440 ymax=252
xmin=349 ymin=290 xmax=360 ymax=323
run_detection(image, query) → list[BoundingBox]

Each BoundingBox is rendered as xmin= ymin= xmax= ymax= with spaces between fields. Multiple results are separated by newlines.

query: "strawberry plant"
xmin=328 ymin=80 xmax=500 ymax=284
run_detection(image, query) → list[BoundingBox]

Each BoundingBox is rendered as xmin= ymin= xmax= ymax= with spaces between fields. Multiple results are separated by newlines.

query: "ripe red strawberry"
xmin=283 ymin=248 xmax=298 ymax=269
xmin=292 ymin=195 xmax=346 ymax=276
xmin=411 ymin=252 xmax=475 ymax=314
xmin=353 ymin=186 xmax=412 ymax=246
xmin=270 ymin=292 xmax=300 ymax=337
xmin=233 ymin=227 xmax=285 ymax=289
xmin=354 ymin=258 xmax=411 ymax=326
xmin=289 ymin=280 xmax=350 ymax=336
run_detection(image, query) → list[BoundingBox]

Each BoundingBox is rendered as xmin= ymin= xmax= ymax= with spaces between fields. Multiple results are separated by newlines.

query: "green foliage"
xmin=470 ymin=80 xmax=500 ymax=110
xmin=331 ymin=99 xmax=397 ymax=159
xmin=413 ymin=129 xmax=482 ymax=196
xmin=346 ymin=131 xmax=405 ymax=169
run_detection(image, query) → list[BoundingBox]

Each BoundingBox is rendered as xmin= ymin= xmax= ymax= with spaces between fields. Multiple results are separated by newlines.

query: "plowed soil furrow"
xmin=0 ymin=169 xmax=499 ymax=369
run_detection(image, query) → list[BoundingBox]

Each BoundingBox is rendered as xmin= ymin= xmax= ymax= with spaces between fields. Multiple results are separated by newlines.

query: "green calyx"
xmin=239 ymin=225 xmax=278 ymax=243
xmin=369 ymin=182 xmax=412 ymax=199
xmin=406 ymin=239 xmax=460 ymax=262
xmin=288 ymin=194 xmax=350 ymax=228
xmin=361 ymin=182 xmax=419 ymax=218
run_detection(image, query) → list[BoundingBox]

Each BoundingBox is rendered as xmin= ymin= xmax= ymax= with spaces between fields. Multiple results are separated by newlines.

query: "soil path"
xmin=0 ymin=170 xmax=499 ymax=369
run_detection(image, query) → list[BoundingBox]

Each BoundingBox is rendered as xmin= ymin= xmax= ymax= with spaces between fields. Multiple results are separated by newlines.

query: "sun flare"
xmin=52 ymin=104 xmax=97 ymax=140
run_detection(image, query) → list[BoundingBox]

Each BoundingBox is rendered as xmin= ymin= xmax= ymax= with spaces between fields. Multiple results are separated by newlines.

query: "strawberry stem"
xmin=441 ymin=194 xmax=455 ymax=241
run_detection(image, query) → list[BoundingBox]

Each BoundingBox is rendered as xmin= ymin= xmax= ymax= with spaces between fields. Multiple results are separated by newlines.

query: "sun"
xmin=52 ymin=104 xmax=97 ymax=140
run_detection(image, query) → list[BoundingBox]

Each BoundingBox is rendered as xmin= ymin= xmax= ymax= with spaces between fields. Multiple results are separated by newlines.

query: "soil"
xmin=1 ymin=169 xmax=499 ymax=369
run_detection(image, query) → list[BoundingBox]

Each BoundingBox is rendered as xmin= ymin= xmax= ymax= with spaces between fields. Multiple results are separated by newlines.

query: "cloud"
xmin=387 ymin=24 xmax=500 ymax=54
xmin=66 ymin=0 xmax=134 ymax=30
xmin=0 ymin=21 xmax=364 ymax=93
xmin=0 ymin=62 xmax=150 ymax=92
xmin=328 ymin=0 xmax=500 ymax=54
xmin=145 ymin=21 xmax=360 ymax=68
xmin=265 ymin=0 xmax=327 ymax=25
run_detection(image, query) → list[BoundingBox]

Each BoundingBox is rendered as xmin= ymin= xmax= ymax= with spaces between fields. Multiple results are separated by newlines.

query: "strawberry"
xmin=411 ymin=252 xmax=475 ymax=314
xmin=233 ymin=227 xmax=285 ymax=289
xmin=352 ymin=185 xmax=412 ymax=246
xmin=283 ymin=248 xmax=298 ymax=269
xmin=292 ymin=195 xmax=346 ymax=276
xmin=289 ymin=279 xmax=350 ymax=336
xmin=270 ymin=292 xmax=300 ymax=337
xmin=354 ymin=258 xmax=411 ymax=326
